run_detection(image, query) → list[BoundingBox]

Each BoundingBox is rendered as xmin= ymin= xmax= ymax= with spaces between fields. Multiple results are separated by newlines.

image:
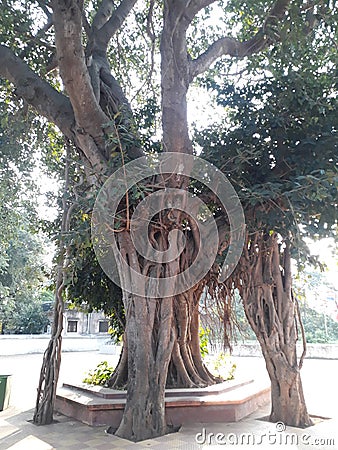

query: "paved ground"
xmin=0 ymin=352 xmax=337 ymax=449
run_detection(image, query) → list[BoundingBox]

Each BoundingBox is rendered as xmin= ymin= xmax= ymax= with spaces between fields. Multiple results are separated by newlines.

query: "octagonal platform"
xmin=55 ymin=378 xmax=270 ymax=428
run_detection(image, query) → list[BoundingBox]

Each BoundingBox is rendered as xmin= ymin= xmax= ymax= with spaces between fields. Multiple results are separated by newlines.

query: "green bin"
xmin=0 ymin=375 xmax=12 ymax=411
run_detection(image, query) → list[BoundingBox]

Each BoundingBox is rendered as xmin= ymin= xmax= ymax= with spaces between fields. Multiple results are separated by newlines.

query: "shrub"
xmin=199 ymin=326 xmax=210 ymax=358
xmin=83 ymin=361 xmax=115 ymax=386
xmin=205 ymin=352 xmax=236 ymax=380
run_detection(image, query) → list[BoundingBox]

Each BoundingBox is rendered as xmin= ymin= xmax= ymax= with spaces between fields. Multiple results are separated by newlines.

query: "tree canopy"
xmin=197 ymin=44 xmax=337 ymax=253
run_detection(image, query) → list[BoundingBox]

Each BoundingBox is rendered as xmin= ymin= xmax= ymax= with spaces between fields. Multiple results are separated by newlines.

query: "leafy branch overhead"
xmin=0 ymin=0 xmax=313 ymax=172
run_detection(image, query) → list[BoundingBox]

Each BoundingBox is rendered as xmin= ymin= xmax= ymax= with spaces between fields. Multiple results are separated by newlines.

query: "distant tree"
xmin=301 ymin=305 xmax=338 ymax=343
xmin=294 ymin=268 xmax=338 ymax=343
xmin=5 ymin=302 xmax=49 ymax=334
xmin=0 ymin=228 xmax=49 ymax=334
xmin=0 ymin=76 xmax=52 ymax=334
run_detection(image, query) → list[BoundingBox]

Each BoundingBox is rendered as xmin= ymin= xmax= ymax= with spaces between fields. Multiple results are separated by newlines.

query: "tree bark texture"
xmin=237 ymin=231 xmax=312 ymax=427
xmin=107 ymin=284 xmax=219 ymax=392
xmin=33 ymin=271 xmax=64 ymax=425
xmin=109 ymin=212 xmax=221 ymax=441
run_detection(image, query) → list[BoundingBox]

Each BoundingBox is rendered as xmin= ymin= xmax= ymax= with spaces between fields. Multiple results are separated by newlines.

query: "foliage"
xmin=196 ymin=32 xmax=337 ymax=266
xmin=64 ymin=220 xmax=125 ymax=341
xmin=0 ymin=227 xmax=50 ymax=334
xmin=204 ymin=352 xmax=236 ymax=381
xmin=0 ymin=63 xmax=55 ymax=335
xmin=294 ymin=267 xmax=338 ymax=343
xmin=300 ymin=304 xmax=338 ymax=343
xmin=199 ymin=326 xmax=210 ymax=358
xmin=4 ymin=301 xmax=49 ymax=334
xmin=83 ymin=361 xmax=115 ymax=386
xmin=0 ymin=103 xmax=39 ymax=248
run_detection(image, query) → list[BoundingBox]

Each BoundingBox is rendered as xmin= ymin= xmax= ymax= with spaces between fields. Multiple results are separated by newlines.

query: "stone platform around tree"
xmin=55 ymin=378 xmax=270 ymax=428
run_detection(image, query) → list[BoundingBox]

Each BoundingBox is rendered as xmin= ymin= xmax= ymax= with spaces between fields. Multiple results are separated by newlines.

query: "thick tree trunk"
xmin=112 ymin=232 xmax=175 ymax=441
xmin=106 ymin=227 xmax=220 ymax=441
xmin=167 ymin=288 xmax=219 ymax=388
xmin=239 ymin=232 xmax=312 ymax=427
xmin=268 ymin=355 xmax=310 ymax=426
xmin=115 ymin=294 xmax=174 ymax=440
xmin=108 ymin=286 xmax=218 ymax=392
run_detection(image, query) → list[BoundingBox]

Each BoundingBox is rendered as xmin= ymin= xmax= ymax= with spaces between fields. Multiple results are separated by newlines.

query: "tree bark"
xmin=238 ymin=232 xmax=312 ymax=427
xmin=267 ymin=353 xmax=310 ymax=426
xmin=0 ymin=45 xmax=75 ymax=140
xmin=160 ymin=1 xmax=192 ymax=155
xmin=112 ymin=231 xmax=175 ymax=441
xmin=115 ymin=294 xmax=174 ymax=441
xmin=108 ymin=285 xmax=218 ymax=393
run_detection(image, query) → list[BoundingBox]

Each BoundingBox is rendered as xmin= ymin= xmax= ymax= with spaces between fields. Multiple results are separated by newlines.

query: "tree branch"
xmin=82 ymin=10 xmax=92 ymax=37
xmin=0 ymin=44 xmax=108 ymax=172
xmin=19 ymin=16 xmax=54 ymax=59
xmin=0 ymin=45 xmax=74 ymax=140
xmin=185 ymin=0 xmax=216 ymax=23
xmin=189 ymin=0 xmax=291 ymax=80
xmin=92 ymin=0 xmax=115 ymax=30
xmin=52 ymin=0 xmax=108 ymax=140
xmin=35 ymin=0 xmax=53 ymax=20
xmin=95 ymin=0 xmax=138 ymax=52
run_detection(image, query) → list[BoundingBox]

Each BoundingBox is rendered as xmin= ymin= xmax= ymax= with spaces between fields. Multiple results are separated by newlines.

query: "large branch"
xmin=161 ymin=0 xmax=193 ymax=154
xmin=0 ymin=45 xmax=74 ymax=139
xmin=0 ymin=45 xmax=108 ymax=173
xmin=94 ymin=0 xmax=138 ymax=53
xmin=189 ymin=0 xmax=291 ymax=80
xmin=52 ymin=0 xmax=108 ymax=141
xmin=184 ymin=0 xmax=216 ymax=23
xmin=92 ymin=0 xmax=115 ymax=30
